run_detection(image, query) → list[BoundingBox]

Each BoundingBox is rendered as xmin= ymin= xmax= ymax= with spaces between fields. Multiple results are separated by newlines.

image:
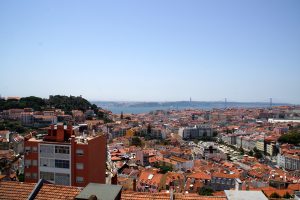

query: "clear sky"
xmin=0 ymin=1 xmax=300 ymax=103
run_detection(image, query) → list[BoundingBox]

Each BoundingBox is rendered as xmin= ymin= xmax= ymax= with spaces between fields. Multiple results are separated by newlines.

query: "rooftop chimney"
xmin=111 ymin=171 xmax=118 ymax=185
xmin=56 ymin=124 xmax=65 ymax=142
xmin=235 ymin=178 xmax=242 ymax=191
xmin=169 ymin=182 xmax=174 ymax=200
xmin=132 ymin=178 xmax=137 ymax=191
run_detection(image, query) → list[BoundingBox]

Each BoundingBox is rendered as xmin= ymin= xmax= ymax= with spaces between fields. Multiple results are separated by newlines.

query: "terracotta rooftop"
xmin=188 ymin=172 xmax=211 ymax=180
xmin=0 ymin=181 xmax=35 ymax=200
xmin=35 ymin=183 xmax=81 ymax=200
xmin=121 ymin=191 xmax=226 ymax=200
xmin=212 ymin=172 xmax=239 ymax=179
xmin=0 ymin=181 xmax=81 ymax=200
xmin=259 ymin=186 xmax=294 ymax=197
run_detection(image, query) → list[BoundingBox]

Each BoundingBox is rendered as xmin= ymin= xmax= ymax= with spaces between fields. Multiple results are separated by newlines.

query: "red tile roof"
xmin=0 ymin=181 xmax=81 ymax=200
xmin=212 ymin=172 xmax=239 ymax=179
xmin=188 ymin=172 xmax=211 ymax=180
xmin=121 ymin=191 xmax=226 ymax=200
xmin=0 ymin=181 xmax=35 ymax=200
xmin=35 ymin=183 xmax=81 ymax=200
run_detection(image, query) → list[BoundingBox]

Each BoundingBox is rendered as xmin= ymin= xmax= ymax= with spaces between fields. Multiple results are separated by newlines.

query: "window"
xmin=76 ymin=149 xmax=84 ymax=156
xmin=32 ymin=160 xmax=37 ymax=166
xmin=32 ymin=146 xmax=38 ymax=152
xmin=25 ymin=160 xmax=31 ymax=167
xmin=25 ymin=172 xmax=31 ymax=179
xmin=55 ymin=173 xmax=70 ymax=185
xmin=55 ymin=146 xmax=70 ymax=154
xmin=55 ymin=159 xmax=70 ymax=169
xmin=40 ymin=158 xmax=55 ymax=167
xmin=40 ymin=145 xmax=54 ymax=156
xmin=32 ymin=173 xmax=37 ymax=179
xmin=40 ymin=171 xmax=54 ymax=181
xmin=25 ymin=146 xmax=31 ymax=153
xmin=76 ymin=163 xmax=84 ymax=170
xmin=76 ymin=176 xmax=84 ymax=183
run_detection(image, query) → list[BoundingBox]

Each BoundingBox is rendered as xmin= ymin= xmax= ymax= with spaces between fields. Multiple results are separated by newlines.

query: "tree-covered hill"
xmin=0 ymin=95 xmax=96 ymax=113
xmin=47 ymin=95 xmax=94 ymax=113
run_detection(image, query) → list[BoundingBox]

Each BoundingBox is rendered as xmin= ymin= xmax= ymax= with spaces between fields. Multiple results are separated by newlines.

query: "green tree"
xmin=254 ymin=151 xmax=263 ymax=159
xmin=198 ymin=186 xmax=214 ymax=196
xmin=147 ymin=123 xmax=152 ymax=134
xmin=248 ymin=150 xmax=254 ymax=156
xmin=253 ymin=147 xmax=259 ymax=152
xmin=120 ymin=111 xmax=123 ymax=120
xmin=282 ymin=192 xmax=292 ymax=199
xmin=0 ymin=120 xmax=30 ymax=134
xmin=18 ymin=173 xmax=25 ymax=182
xmin=213 ymin=131 xmax=218 ymax=137
xmin=96 ymin=110 xmax=113 ymax=123
xmin=269 ymin=192 xmax=281 ymax=198
xmin=0 ymin=95 xmax=95 ymax=112
xmin=239 ymin=146 xmax=244 ymax=155
xmin=131 ymin=137 xmax=142 ymax=147
xmin=227 ymin=154 xmax=231 ymax=161
xmin=158 ymin=165 xmax=172 ymax=174
xmin=20 ymin=96 xmax=46 ymax=111
xmin=278 ymin=129 xmax=300 ymax=145
xmin=48 ymin=95 xmax=92 ymax=113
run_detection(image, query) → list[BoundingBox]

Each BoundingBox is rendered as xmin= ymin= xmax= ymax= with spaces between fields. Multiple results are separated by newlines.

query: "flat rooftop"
xmin=225 ymin=190 xmax=268 ymax=200
xmin=75 ymin=183 xmax=122 ymax=200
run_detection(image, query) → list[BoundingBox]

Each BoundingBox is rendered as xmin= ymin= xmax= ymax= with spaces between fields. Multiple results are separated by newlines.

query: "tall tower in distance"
xmin=270 ymin=98 xmax=273 ymax=110
xmin=225 ymin=98 xmax=227 ymax=109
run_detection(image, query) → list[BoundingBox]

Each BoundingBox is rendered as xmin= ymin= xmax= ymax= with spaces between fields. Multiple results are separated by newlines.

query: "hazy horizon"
xmin=90 ymin=99 xmax=292 ymax=104
xmin=1 ymin=1 xmax=300 ymax=104
xmin=0 ymin=94 xmax=295 ymax=105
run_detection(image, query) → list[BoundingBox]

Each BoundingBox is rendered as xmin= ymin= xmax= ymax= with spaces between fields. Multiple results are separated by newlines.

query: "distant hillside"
xmin=48 ymin=95 xmax=95 ymax=113
xmin=0 ymin=95 xmax=97 ymax=113
xmin=95 ymin=101 xmax=290 ymax=108
xmin=93 ymin=100 xmax=292 ymax=114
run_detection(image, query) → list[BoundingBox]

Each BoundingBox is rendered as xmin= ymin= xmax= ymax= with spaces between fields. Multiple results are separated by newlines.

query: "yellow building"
xmin=266 ymin=143 xmax=276 ymax=156
xmin=256 ymin=140 xmax=264 ymax=152
xmin=125 ymin=129 xmax=135 ymax=138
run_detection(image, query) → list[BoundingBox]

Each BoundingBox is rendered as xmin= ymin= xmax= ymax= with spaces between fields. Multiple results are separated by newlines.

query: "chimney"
xmin=71 ymin=135 xmax=75 ymax=145
xmin=67 ymin=123 xmax=73 ymax=138
xmin=235 ymin=178 xmax=242 ymax=191
xmin=111 ymin=171 xmax=118 ymax=185
xmin=56 ymin=124 xmax=65 ymax=142
xmin=133 ymin=178 xmax=137 ymax=191
xmin=169 ymin=182 xmax=174 ymax=200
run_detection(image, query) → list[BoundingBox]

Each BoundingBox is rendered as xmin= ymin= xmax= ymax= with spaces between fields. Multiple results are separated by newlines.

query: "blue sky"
xmin=0 ymin=1 xmax=300 ymax=103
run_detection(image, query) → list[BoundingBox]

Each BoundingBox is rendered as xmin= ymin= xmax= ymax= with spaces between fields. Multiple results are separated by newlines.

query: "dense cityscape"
xmin=0 ymin=95 xmax=300 ymax=199
xmin=1 ymin=1 xmax=300 ymax=199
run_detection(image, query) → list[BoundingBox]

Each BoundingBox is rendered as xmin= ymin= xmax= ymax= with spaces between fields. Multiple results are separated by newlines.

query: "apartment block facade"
xmin=178 ymin=125 xmax=213 ymax=140
xmin=24 ymin=123 xmax=106 ymax=187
